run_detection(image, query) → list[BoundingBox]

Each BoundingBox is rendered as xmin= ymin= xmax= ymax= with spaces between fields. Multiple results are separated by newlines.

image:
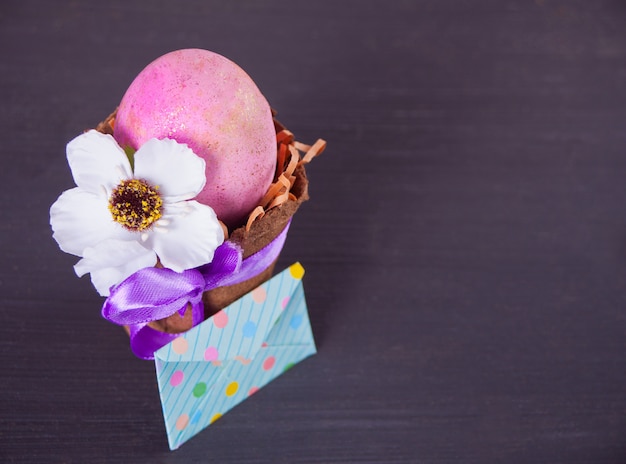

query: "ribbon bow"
xmin=102 ymin=222 xmax=290 ymax=359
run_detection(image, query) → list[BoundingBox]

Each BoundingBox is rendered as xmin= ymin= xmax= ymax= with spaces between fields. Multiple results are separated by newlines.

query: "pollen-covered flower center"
xmin=108 ymin=179 xmax=163 ymax=231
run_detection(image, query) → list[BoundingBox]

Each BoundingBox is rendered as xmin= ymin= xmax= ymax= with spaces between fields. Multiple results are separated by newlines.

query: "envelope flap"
xmin=154 ymin=263 xmax=306 ymax=363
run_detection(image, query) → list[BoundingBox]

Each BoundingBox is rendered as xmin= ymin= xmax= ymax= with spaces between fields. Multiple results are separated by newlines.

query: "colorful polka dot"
xmin=234 ymin=355 xmax=251 ymax=365
xmin=172 ymin=337 xmax=188 ymax=354
xmin=251 ymin=286 xmax=267 ymax=303
xmin=170 ymin=370 xmax=184 ymax=387
xmin=190 ymin=409 xmax=202 ymax=425
xmin=225 ymin=381 xmax=239 ymax=397
xmin=289 ymin=262 xmax=305 ymax=280
xmin=290 ymin=314 xmax=303 ymax=330
xmin=262 ymin=356 xmax=276 ymax=371
xmin=155 ymin=264 xmax=317 ymax=444
xmin=175 ymin=413 xmax=189 ymax=431
xmin=193 ymin=382 xmax=207 ymax=398
xmin=242 ymin=321 xmax=257 ymax=338
xmin=213 ymin=310 xmax=228 ymax=328
xmin=204 ymin=346 xmax=219 ymax=361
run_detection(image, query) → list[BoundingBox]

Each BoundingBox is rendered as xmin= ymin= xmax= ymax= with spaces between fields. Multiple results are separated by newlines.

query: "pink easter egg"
xmin=114 ymin=49 xmax=276 ymax=227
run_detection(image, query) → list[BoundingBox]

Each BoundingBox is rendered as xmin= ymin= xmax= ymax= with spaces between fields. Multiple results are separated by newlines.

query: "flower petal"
xmin=67 ymin=130 xmax=132 ymax=194
xmin=146 ymin=200 xmax=224 ymax=272
xmin=50 ymin=187 xmax=134 ymax=256
xmin=74 ymin=239 xmax=157 ymax=296
xmin=133 ymin=138 xmax=206 ymax=202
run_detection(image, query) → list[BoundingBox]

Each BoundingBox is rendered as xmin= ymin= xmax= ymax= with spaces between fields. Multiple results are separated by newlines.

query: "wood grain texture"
xmin=2 ymin=1 xmax=626 ymax=462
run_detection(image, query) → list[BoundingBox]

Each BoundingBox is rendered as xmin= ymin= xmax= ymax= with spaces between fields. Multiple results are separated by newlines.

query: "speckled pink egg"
xmin=114 ymin=49 xmax=276 ymax=227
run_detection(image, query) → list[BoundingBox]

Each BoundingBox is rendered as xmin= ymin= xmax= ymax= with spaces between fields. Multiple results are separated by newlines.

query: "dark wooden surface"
xmin=2 ymin=1 xmax=626 ymax=462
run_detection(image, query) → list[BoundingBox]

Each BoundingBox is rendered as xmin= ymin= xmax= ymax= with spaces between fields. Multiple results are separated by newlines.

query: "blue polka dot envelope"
xmin=154 ymin=262 xmax=316 ymax=450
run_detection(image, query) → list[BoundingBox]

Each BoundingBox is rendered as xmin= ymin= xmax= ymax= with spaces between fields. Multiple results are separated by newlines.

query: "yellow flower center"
xmin=108 ymin=179 xmax=163 ymax=231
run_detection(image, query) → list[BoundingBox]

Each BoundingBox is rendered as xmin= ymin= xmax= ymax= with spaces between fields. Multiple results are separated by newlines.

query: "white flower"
xmin=50 ymin=130 xmax=224 ymax=296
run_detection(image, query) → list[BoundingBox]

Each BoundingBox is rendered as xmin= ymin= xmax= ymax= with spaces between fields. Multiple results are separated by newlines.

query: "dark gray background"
xmin=2 ymin=1 xmax=626 ymax=463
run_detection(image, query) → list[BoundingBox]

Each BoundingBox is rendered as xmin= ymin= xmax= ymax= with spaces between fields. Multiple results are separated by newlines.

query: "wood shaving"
xmin=246 ymin=125 xmax=326 ymax=231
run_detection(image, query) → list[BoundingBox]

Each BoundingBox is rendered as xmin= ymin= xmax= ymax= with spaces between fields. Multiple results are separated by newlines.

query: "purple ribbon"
xmin=102 ymin=221 xmax=290 ymax=359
